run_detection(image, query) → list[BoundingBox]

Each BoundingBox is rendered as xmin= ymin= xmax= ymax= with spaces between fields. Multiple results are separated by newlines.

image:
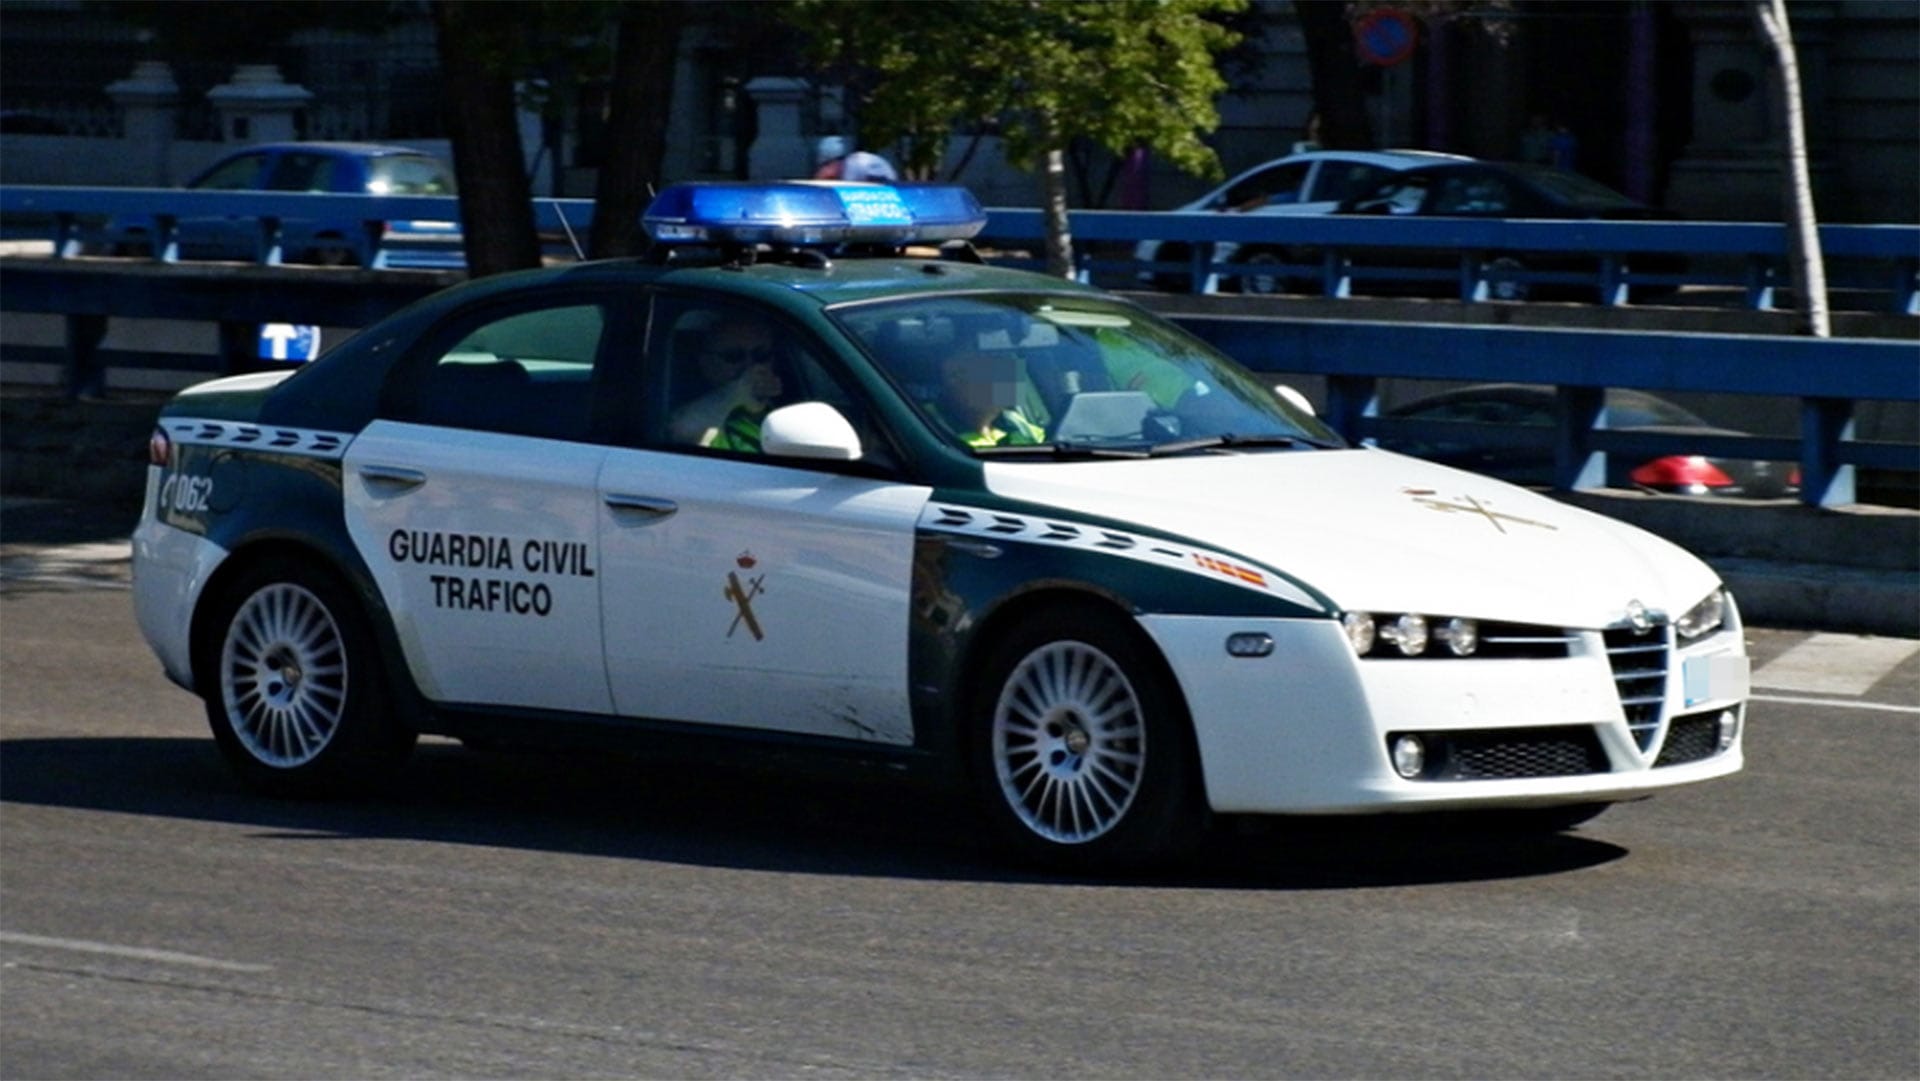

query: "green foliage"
xmin=790 ymin=0 xmax=1244 ymax=183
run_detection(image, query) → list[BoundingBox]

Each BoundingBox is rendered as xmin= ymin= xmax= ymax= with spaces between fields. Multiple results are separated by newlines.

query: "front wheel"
xmin=967 ymin=606 xmax=1204 ymax=870
xmin=201 ymin=556 xmax=413 ymax=796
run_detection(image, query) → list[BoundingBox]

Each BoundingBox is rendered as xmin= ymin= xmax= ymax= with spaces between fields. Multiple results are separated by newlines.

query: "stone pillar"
xmin=104 ymin=60 xmax=179 ymax=186
xmin=745 ymin=77 xmax=813 ymax=180
xmin=1666 ymin=0 xmax=1837 ymax=221
xmin=206 ymin=64 xmax=313 ymax=144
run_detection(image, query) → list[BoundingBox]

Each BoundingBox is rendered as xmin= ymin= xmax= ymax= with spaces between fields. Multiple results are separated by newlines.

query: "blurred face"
xmin=698 ymin=323 xmax=776 ymax=387
xmin=941 ymin=351 xmax=1021 ymax=418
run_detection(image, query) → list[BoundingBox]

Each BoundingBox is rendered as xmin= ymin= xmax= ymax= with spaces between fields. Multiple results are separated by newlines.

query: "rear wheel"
xmin=201 ymin=556 xmax=413 ymax=796
xmin=1484 ymin=256 xmax=1532 ymax=301
xmin=966 ymin=605 xmax=1204 ymax=870
xmin=1230 ymin=248 xmax=1292 ymax=295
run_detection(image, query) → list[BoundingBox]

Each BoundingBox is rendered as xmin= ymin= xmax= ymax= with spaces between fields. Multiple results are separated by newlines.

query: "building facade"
xmin=1 ymin=0 xmax=1913 ymax=222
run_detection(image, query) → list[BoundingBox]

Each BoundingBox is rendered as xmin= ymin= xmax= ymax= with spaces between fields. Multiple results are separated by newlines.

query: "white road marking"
xmin=1751 ymin=693 xmax=1920 ymax=716
xmin=1751 ymin=634 xmax=1919 ymax=697
xmin=0 ymin=931 xmax=270 ymax=973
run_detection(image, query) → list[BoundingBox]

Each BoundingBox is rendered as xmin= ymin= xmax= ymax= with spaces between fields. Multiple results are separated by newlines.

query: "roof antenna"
xmin=549 ymin=199 xmax=585 ymax=262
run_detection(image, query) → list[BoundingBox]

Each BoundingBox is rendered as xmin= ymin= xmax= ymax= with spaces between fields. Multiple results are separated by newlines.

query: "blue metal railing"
xmin=4 ymin=185 xmax=1915 ymax=312
xmin=2 ymin=185 xmax=1915 ymax=508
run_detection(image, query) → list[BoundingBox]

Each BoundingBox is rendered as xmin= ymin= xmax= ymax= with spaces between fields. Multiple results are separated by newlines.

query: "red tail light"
xmin=1630 ymin=455 xmax=1734 ymax=489
xmin=148 ymin=427 xmax=171 ymax=467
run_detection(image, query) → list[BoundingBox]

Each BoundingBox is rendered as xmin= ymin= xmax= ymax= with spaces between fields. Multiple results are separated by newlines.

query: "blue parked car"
xmin=103 ymin=141 xmax=461 ymax=268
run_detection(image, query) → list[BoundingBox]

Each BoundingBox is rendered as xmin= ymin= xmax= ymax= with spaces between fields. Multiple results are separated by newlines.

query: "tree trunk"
xmin=433 ymin=0 xmax=541 ymax=279
xmin=1295 ymin=0 xmax=1375 ymax=149
xmin=1041 ymin=144 xmax=1075 ymax=280
xmin=1753 ymin=0 xmax=1829 ymax=338
xmin=589 ymin=3 xmax=689 ymax=260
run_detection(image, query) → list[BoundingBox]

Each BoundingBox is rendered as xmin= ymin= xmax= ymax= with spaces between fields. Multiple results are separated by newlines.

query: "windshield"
xmin=1510 ymin=164 xmax=1641 ymax=210
xmin=834 ymin=293 xmax=1341 ymax=455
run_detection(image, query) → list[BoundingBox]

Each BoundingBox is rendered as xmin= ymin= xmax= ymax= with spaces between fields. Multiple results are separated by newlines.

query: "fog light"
xmin=1716 ymin=709 xmax=1739 ymax=751
xmin=1226 ymin=632 xmax=1274 ymax=658
xmin=1391 ymin=734 xmax=1426 ymax=779
xmin=1342 ymin=611 xmax=1376 ymax=655
xmin=1386 ymin=613 xmax=1429 ymax=656
xmin=1440 ymin=617 xmax=1479 ymax=657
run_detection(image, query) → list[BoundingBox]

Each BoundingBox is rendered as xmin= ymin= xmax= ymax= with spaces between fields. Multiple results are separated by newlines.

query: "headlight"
xmin=1342 ymin=611 xmax=1376 ymax=655
xmin=1675 ymin=588 xmax=1728 ymax=641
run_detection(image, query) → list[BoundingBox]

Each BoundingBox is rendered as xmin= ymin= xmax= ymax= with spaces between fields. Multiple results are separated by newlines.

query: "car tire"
xmin=1484 ymin=256 xmax=1531 ymax=302
xmin=1229 ymin=248 xmax=1291 ymax=296
xmin=966 ymin=604 xmax=1205 ymax=870
xmin=200 ymin=555 xmax=414 ymax=796
xmin=303 ymin=234 xmax=361 ymax=267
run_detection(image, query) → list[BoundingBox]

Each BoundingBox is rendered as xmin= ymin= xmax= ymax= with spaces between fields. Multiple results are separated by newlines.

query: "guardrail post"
xmin=256 ymin=215 xmax=285 ymax=267
xmin=1598 ymin=255 xmax=1628 ymax=307
xmin=1552 ymin=386 xmax=1607 ymax=490
xmin=1321 ymin=250 xmax=1351 ymax=299
xmin=1800 ymin=396 xmax=1857 ymax=507
xmin=1894 ymin=256 xmax=1917 ymax=316
xmin=153 ymin=214 xmax=179 ymax=264
xmin=1744 ymin=256 xmax=1777 ymax=310
xmin=63 ymin=314 xmax=108 ymax=399
xmin=53 ymin=212 xmax=82 ymax=259
xmin=1324 ymin=375 xmax=1379 ymax=444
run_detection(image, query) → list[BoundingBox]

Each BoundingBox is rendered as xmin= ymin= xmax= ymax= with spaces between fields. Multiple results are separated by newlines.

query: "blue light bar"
xmin=642 ymin=181 xmax=987 ymax=247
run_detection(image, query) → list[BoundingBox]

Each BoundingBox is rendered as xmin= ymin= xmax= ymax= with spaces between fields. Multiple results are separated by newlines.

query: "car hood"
xmin=981 ymin=447 xmax=1723 ymax=629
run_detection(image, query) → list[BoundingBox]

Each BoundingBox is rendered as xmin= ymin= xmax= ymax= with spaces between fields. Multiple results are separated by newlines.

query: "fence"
xmin=2 ymin=185 xmax=1915 ymax=509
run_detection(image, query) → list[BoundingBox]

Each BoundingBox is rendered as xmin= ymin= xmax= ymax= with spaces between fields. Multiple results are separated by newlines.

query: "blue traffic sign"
xmin=259 ymin=323 xmax=322 ymax=363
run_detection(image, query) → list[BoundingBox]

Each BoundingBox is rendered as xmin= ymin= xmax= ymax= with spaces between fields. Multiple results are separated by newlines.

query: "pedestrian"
xmin=813 ymin=135 xmax=899 ymax=182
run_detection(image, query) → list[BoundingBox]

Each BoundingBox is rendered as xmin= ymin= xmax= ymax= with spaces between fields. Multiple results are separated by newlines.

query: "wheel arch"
xmin=952 ymin=585 xmax=1201 ymax=788
xmin=188 ymin=535 xmax=426 ymax=727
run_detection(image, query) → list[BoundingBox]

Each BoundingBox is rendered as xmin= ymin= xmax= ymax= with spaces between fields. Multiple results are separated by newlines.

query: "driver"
xmin=933 ymin=350 xmax=1045 ymax=448
xmin=669 ymin=314 xmax=786 ymax=453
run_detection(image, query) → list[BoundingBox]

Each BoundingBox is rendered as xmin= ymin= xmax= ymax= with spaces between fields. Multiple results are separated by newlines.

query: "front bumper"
xmin=1139 ymin=612 xmax=1747 ymax=815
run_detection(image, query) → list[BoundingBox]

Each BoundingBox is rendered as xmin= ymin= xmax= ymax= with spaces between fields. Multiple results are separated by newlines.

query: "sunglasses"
xmin=704 ymin=345 xmax=775 ymax=367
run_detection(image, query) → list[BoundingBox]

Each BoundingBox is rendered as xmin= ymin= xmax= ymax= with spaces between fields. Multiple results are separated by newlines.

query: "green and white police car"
xmin=133 ymin=182 xmax=1749 ymax=869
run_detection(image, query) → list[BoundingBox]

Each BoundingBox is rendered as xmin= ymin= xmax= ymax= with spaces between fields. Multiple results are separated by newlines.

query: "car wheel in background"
xmin=200 ymin=555 xmax=413 ymax=796
xmin=1229 ymin=248 xmax=1293 ymax=296
xmin=1484 ymin=256 xmax=1532 ymax=302
xmin=967 ymin=604 xmax=1205 ymax=870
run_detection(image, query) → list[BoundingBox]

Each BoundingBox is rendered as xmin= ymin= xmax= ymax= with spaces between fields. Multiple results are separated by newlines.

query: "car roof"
xmin=220 ymin=141 xmax=444 ymax=159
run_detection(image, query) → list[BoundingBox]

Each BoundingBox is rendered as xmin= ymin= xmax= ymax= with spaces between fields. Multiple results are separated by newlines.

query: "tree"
xmin=790 ymin=0 xmax=1245 ymax=278
xmin=1752 ymin=0 xmax=1829 ymax=337
xmin=586 ymin=2 xmax=691 ymax=259
xmin=433 ymin=0 xmax=542 ymax=277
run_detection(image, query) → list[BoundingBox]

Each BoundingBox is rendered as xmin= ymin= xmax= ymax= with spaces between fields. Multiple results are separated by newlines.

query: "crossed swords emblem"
xmin=1403 ymin=489 xmax=1557 ymax=534
xmin=724 ymin=551 xmax=766 ymax=640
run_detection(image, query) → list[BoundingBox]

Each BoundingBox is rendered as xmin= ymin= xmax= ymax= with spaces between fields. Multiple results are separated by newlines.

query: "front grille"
xmin=1397 ymin=726 xmax=1610 ymax=781
xmin=1605 ymin=624 xmax=1671 ymax=751
xmin=1654 ymin=712 xmax=1723 ymax=767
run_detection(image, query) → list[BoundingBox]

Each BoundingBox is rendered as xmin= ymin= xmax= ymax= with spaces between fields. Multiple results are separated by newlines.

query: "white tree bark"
xmin=1753 ymin=0 xmax=1830 ymax=337
xmin=1041 ymin=142 xmax=1076 ymax=280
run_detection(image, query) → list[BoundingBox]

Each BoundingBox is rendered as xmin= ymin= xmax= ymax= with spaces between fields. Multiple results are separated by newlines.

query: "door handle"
xmin=358 ymin=464 xmax=427 ymax=491
xmin=604 ymin=493 xmax=678 ymax=518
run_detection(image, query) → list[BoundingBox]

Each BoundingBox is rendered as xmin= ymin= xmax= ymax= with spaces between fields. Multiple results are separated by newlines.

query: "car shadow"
xmin=0 ymin=736 xmax=1627 ymax=889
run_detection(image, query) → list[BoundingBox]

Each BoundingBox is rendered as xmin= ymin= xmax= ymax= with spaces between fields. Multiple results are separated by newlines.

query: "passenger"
xmin=934 ymin=349 xmax=1046 ymax=448
xmin=669 ymin=315 xmax=785 ymax=452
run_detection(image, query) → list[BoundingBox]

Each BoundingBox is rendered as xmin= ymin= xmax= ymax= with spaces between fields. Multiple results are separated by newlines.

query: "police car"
xmin=132 ymin=181 xmax=1749 ymax=869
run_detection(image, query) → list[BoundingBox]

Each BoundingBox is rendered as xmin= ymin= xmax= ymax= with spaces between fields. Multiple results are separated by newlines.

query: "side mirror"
xmin=760 ymin=401 xmax=863 ymax=461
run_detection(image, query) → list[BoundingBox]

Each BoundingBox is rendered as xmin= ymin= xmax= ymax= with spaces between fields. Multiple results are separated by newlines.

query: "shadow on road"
xmin=1 ymin=735 xmax=1627 ymax=889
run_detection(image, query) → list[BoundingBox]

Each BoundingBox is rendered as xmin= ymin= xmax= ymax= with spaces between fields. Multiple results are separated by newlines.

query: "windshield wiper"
xmin=972 ymin=442 xmax=1151 ymax=459
xmin=1147 ymin=433 xmax=1333 ymax=456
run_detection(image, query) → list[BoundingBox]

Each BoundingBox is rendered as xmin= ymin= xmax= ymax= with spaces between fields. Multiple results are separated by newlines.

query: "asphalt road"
xmin=2 ymin=564 xmax=1916 ymax=1078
